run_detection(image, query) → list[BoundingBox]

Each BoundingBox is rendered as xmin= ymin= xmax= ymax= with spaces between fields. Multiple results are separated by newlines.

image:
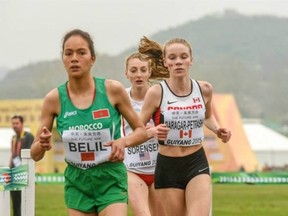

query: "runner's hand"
xmin=155 ymin=124 xmax=170 ymax=141
xmin=105 ymin=138 xmax=126 ymax=162
xmin=39 ymin=127 xmax=52 ymax=151
xmin=216 ymin=128 xmax=231 ymax=143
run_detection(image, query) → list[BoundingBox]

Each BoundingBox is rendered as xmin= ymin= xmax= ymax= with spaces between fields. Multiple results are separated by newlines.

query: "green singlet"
xmin=56 ymin=77 xmax=127 ymax=213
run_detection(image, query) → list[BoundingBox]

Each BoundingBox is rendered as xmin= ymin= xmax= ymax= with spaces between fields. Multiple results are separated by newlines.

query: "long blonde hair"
xmin=138 ymin=36 xmax=193 ymax=81
xmin=138 ymin=36 xmax=169 ymax=81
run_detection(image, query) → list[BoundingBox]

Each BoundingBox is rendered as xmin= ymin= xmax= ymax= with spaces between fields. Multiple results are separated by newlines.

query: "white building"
xmin=243 ymin=120 xmax=288 ymax=168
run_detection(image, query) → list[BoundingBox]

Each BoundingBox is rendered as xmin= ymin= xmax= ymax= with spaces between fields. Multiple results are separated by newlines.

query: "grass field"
xmin=34 ymin=184 xmax=288 ymax=216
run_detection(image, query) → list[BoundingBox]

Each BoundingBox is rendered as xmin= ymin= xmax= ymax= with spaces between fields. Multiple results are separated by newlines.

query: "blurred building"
xmin=243 ymin=119 xmax=288 ymax=169
xmin=0 ymin=99 xmax=66 ymax=173
xmin=202 ymin=94 xmax=259 ymax=172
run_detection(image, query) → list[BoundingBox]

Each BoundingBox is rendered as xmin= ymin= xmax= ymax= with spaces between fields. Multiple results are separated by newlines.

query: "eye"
xmin=78 ymin=50 xmax=87 ymax=56
xmin=141 ymin=67 xmax=148 ymax=73
xmin=129 ymin=67 xmax=137 ymax=73
xmin=168 ymin=54 xmax=176 ymax=60
xmin=64 ymin=51 xmax=72 ymax=56
xmin=181 ymin=53 xmax=189 ymax=59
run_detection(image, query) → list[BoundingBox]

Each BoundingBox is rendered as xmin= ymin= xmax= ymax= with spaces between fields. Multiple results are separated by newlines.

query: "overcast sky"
xmin=1 ymin=0 xmax=287 ymax=70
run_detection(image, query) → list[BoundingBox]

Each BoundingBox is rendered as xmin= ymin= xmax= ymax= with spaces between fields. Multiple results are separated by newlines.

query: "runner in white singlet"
xmin=138 ymin=37 xmax=232 ymax=216
xmin=122 ymin=53 xmax=166 ymax=216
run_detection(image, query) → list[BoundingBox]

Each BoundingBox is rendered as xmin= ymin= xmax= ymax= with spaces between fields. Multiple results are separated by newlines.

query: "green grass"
xmin=35 ymin=185 xmax=66 ymax=216
xmin=34 ymin=184 xmax=288 ymax=216
xmin=213 ymin=184 xmax=288 ymax=216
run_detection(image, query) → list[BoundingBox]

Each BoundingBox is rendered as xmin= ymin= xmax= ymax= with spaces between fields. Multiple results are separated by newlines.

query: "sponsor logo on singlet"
xmin=64 ymin=111 xmax=77 ymax=118
xmin=167 ymin=100 xmax=178 ymax=104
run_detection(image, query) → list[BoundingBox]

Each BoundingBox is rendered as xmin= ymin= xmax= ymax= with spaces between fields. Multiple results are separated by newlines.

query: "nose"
xmin=136 ymin=70 xmax=142 ymax=77
xmin=71 ymin=53 xmax=78 ymax=62
xmin=175 ymin=57 xmax=182 ymax=65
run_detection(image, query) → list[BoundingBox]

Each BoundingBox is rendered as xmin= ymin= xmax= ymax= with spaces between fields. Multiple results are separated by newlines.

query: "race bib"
xmin=62 ymin=129 xmax=112 ymax=169
xmin=164 ymin=109 xmax=204 ymax=146
xmin=125 ymin=138 xmax=158 ymax=168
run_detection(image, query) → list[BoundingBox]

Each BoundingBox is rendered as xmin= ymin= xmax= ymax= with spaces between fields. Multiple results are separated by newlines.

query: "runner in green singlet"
xmin=30 ymin=29 xmax=148 ymax=216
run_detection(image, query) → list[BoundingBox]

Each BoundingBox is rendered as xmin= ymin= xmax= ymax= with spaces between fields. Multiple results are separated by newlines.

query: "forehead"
xmin=165 ymin=43 xmax=190 ymax=55
xmin=12 ymin=118 xmax=21 ymax=123
xmin=128 ymin=57 xmax=149 ymax=67
xmin=64 ymin=35 xmax=89 ymax=50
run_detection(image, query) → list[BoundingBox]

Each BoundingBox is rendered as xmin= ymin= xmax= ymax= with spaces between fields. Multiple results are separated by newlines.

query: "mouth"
xmin=175 ymin=68 xmax=184 ymax=72
xmin=70 ymin=65 xmax=80 ymax=71
xmin=135 ymin=80 xmax=143 ymax=84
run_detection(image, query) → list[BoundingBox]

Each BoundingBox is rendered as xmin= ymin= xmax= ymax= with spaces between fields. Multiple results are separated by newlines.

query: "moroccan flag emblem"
xmin=92 ymin=109 xmax=110 ymax=119
xmin=81 ymin=152 xmax=95 ymax=161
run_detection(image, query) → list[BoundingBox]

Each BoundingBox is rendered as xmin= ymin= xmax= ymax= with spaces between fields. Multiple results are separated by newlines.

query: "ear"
xmin=190 ymin=57 xmax=193 ymax=65
xmin=91 ymin=56 xmax=96 ymax=66
xmin=163 ymin=58 xmax=167 ymax=67
xmin=125 ymin=71 xmax=129 ymax=79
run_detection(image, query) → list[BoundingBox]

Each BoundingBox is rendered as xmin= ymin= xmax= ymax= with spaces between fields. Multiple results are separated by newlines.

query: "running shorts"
xmin=134 ymin=173 xmax=155 ymax=186
xmin=155 ymin=147 xmax=210 ymax=189
xmin=64 ymin=161 xmax=128 ymax=213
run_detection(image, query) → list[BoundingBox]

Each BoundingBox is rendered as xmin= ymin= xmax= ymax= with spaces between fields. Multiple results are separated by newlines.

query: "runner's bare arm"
xmin=199 ymin=81 xmax=231 ymax=143
xmin=30 ymin=89 xmax=60 ymax=161
xmin=105 ymin=80 xmax=148 ymax=162
xmin=140 ymin=84 xmax=169 ymax=140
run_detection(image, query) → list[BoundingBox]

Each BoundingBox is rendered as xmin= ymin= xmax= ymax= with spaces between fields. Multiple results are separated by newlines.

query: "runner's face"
xmin=12 ymin=118 xmax=23 ymax=134
xmin=163 ymin=43 xmax=192 ymax=77
xmin=126 ymin=58 xmax=151 ymax=88
xmin=62 ymin=35 xmax=95 ymax=77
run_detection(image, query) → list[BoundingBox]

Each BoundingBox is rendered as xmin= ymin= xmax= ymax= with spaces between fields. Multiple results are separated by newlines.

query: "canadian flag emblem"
xmin=180 ymin=130 xmax=192 ymax=138
xmin=193 ymin=97 xmax=200 ymax=103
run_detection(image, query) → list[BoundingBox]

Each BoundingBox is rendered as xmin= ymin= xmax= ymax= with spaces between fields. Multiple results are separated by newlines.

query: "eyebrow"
xmin=64 ymin=48 xmax=87 ymax=52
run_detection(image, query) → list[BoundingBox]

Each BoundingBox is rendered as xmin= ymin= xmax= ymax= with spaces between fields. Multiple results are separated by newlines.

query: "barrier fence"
xmin=1 ymin=151 xmax=288 ymax=216
xmin=34 ymin=172 xmax=288 ymax=184
xmin=212 ymin=172 xmax=288 ymax=184
xmin=0 ymin=149 xmax=35 ymax=216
